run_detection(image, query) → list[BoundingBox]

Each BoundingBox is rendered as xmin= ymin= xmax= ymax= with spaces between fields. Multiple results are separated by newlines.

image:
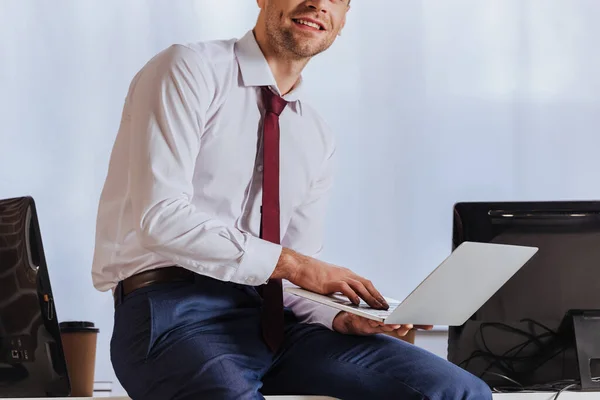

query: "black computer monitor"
xmin=449 ymin=201 xmax=600 ymax=391
xmin=0 ymin=196 xmax=70 ymax=397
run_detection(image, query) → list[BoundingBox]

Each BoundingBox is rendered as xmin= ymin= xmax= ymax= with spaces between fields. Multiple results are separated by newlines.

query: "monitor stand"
xmin=559 ymin=309 xmax=600 ymax=391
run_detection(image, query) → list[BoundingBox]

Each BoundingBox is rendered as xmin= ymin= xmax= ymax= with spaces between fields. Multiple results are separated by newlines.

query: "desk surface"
xmin=7 ymin=395 xmax=600 ymax=400
xmin=494 ymin=393 xmax=600 ymax=399
xmin=6 ymin=393 xmax=600 ymax=399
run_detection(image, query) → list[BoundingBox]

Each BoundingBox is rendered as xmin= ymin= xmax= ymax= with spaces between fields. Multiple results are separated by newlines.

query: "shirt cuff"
xmin=282 ymin=282 xmax=343 ymax=331
xmin=230 ymin=235 xmax=282 ymax=286
xmin=303 ymin=303 xmax=343 ymax=330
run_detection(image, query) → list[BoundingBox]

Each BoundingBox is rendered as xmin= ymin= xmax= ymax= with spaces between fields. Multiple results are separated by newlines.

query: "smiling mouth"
xmin=292 ymin=18 xmax=325 ymax=31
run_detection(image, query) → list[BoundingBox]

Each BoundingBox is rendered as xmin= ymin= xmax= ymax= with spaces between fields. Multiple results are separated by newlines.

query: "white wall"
xmin=415 ymin=330 xmax=449 ymax=360
xmin=1 ymin=0 xmax=600 ymax=394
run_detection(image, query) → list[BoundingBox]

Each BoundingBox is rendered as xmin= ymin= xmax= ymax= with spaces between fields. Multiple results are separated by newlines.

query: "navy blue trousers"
xmin=110 ymin=275 xmax=492 ymax=400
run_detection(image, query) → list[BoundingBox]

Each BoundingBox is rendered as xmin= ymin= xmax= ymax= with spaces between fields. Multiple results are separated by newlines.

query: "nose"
xmin=305 ymin=0 xmax=328 ymax=13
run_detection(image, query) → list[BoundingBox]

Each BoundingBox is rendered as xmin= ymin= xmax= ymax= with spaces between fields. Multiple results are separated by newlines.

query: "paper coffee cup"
xmin=59 ymin=321 xmax=99 ymax=397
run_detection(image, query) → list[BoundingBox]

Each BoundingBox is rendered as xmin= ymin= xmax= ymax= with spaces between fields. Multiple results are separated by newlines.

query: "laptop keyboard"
xmin=368 ymin=304 xmax=399 ymax=317
xmin=330 ymin=294 xmax=400 ymax=317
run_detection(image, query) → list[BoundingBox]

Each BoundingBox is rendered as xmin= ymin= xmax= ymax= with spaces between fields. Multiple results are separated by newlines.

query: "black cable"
xmin=479 ymin=330 xmax=557 ymax=378
xmin=459 ymin=323 xmax=552 ymax=371
xmin=483 ymin=371 xmax=523 ymax=388
xmin=521 ymin=318 xmax=557 ymax=336
xmin=553 ymin=383 xmax=578 ymax=399
xmin=458 ymin=319 xmax=567 ymax=388
xmin=491 ymin=376 xmax=600 ymax=396
xmin=478 ymin=328 xmax=600 ymax=400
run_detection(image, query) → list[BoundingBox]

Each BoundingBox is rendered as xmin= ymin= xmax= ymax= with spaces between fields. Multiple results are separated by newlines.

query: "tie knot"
xmin=261 ymin=87 xmax=288 ymax=116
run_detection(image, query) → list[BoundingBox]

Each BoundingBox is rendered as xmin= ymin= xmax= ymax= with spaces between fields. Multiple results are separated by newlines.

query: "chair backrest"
xmin=0 ymin=196 xmax=71 ymax=397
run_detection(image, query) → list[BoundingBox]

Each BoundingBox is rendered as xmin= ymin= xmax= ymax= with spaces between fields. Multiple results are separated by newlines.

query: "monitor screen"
xmin=0 ymin=196 xmax=70 ymax=397
xmin=449 ymin=201 xmax=600 ymax=390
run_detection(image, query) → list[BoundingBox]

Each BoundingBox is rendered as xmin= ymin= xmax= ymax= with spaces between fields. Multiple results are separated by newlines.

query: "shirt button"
xmin=257 ymin=165 xmax=264 ymax=172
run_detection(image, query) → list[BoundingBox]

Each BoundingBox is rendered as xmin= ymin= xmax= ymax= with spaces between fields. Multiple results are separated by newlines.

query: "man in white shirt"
xmin=93 ymin=0 xmax=492 ymax=399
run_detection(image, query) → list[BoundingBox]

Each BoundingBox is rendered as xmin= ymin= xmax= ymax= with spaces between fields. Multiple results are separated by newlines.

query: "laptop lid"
xmin=384 ymin=241 xmax=538 ymax=326
xmin=0 ymin=196 xmax=70 ymax=397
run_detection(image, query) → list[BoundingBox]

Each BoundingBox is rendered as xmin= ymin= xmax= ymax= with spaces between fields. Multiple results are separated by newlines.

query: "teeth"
xmin=296 ymin=19 xmax=321 ymax=30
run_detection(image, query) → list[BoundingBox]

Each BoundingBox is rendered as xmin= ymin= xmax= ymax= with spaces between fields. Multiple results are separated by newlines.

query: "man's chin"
xmin=287 ymin=40 xmax=329 ymax=58
xmin=276 ymin=31 xmax=330 ymax=58
xmin=290 ymin=48 xmax=322 ymax=58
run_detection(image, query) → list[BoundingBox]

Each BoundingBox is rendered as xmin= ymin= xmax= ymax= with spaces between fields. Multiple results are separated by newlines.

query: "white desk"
xmin=494 ymin=393 xmax=600 ymax=399
xmin=9 ymin=395 xmax=600 ymax=399
xmin=8 ymin=397 xmax=335 ymax=400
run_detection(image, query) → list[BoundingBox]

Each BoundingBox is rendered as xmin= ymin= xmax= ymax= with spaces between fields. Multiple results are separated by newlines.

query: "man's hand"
xmin=332 ymin=311 xmax=434 ymax=336
xmin=271 ymin=248 xmax=389 ymax=310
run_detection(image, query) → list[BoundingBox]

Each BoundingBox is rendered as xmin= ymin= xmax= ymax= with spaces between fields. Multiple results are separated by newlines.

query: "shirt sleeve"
xmin=127 ymin=44 xmax=282 ymax=286
xmin=281 ymin=138 xmax=341 ymax=330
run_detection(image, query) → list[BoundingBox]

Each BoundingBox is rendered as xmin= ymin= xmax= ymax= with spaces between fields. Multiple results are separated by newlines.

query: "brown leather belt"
xmin=116 ymin=266 xmax=196 ymax=301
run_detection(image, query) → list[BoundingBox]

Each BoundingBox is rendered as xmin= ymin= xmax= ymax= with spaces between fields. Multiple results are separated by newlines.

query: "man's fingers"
xmin=337 ymin=282 xmax=360 ymax=305
xmin=415 ymin=325 xmax=434 ymax=330
xmin=347 ymin=314 xmax=423 ymax=337
xmin=371 ymin=320 xmax=398 ymax=330
xmin=379 ymin=324 xmax=398 ymax=332
xmin=352 ymin=316 xmax=415 ymax=336
xmin=363 ymin=323 xmax=384 ymax=335
xmin=352 ymin=317 xmax=378 ymax=335
xmin=394 ymin=324 xmax=413 ymax=336
xmin=347 ymin=279 xmax=383 ymax=309
xmin=358 ymin=277 xmax=388 ymax=309
xmin=393 ymin=328 xmax=410 ymax=337
xmin=367 ymin=319 xmax=379 ymax=328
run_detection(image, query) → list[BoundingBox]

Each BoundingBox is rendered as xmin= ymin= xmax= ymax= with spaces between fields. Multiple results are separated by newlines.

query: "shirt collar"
xmin=234 ymin=30 xmax=304 ymax=115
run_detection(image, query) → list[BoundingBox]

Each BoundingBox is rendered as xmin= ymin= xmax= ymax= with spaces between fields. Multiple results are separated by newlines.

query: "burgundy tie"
xmin=259 ymin=86 xmax=287 ymax=352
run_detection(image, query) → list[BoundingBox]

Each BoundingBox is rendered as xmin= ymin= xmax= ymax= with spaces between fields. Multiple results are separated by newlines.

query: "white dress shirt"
xmin=92 ymin=30 xmax=341 ymax=329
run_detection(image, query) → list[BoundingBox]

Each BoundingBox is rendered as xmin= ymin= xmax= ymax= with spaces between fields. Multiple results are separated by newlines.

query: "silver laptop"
xmin=284 ymin=241 xmax=538 ymax=326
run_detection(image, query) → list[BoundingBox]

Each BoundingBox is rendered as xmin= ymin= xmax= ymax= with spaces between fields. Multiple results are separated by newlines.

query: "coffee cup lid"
xmin=59 ymin=321 xmax=99 ymax=333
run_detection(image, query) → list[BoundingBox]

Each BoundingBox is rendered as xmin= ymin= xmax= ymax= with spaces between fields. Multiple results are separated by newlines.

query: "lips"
xmin=292 ymin=17 xmax=326 ymax=31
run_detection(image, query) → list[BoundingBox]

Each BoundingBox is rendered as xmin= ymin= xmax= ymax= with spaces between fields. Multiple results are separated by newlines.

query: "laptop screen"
xmin=449 ymin=201 xmax=600 ymax=388
xmin=0 ymin=196 xmax=70 ymax=397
